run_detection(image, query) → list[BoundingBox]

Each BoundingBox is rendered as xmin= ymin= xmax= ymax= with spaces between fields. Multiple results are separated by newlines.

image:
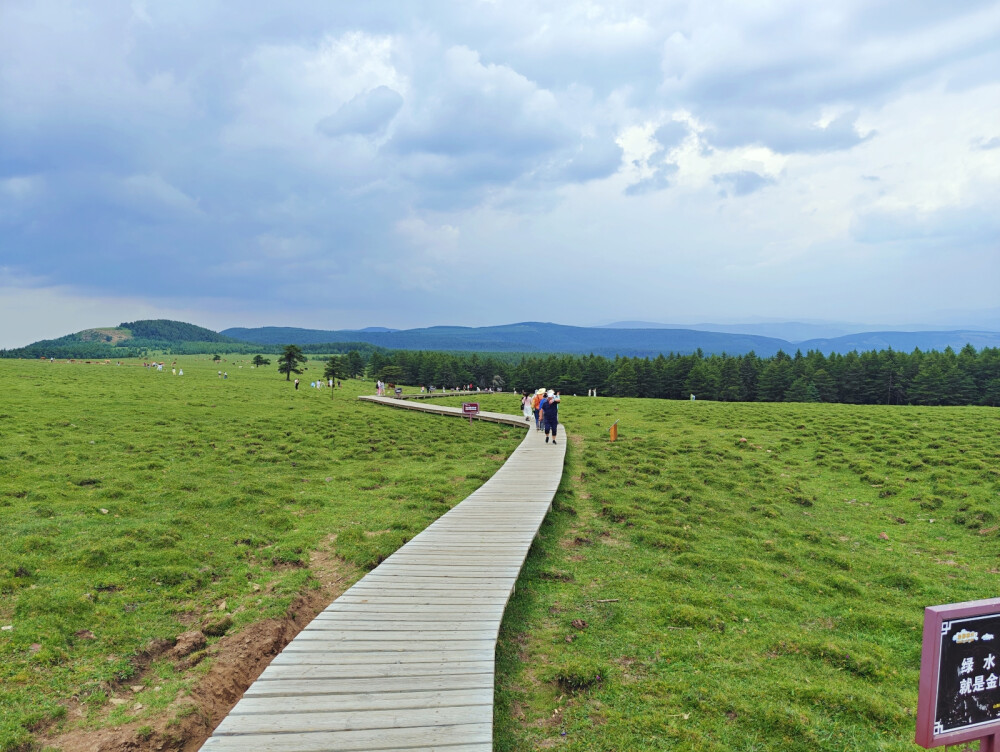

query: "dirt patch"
xmin=79 ymin=328 xmax=131 ymax=345
xmin=43 ymin=553 xmax=358 ymax=752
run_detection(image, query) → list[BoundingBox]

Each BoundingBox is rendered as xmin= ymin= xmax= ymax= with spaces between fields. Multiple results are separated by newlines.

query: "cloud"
xmin=712 ymin=170 xmax=777 ymax=197
xmin=557 ymin=135 xmax=624 ymax=182
xmin=317 ymin=85 xmax=404 ymax=137
xmin=625 ymin=162 xmax=679 ymax=196
xmin=653 ymin=121 xmax=689 ymax=152
xmin=852 ymin=202 xmax=1000 ymax=245
xmin=391 ymin=46 xmax=568 ymax=159
xmin=1 ymin=0 xmax=998 ymax=341
xmin=707 ymin=109 xmax=875 ymax=154
xmin=116 ymin=174 xmax=202 ymax=220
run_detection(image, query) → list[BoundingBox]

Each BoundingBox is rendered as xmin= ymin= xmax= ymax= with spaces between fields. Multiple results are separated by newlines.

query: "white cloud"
xmin=222 ymin=31 xmax=404 ymax=153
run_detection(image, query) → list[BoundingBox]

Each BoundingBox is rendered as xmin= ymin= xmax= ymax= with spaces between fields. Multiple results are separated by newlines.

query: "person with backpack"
xmin=540 ymin=389 xmax=559 ymax=444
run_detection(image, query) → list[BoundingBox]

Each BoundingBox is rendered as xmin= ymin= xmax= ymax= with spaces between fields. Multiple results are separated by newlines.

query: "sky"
xmin=1 ymin=0 xmax=999 ymax=348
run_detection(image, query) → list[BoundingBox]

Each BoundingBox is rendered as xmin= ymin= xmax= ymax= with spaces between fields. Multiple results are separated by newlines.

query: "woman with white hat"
xmin=531 ymin=388 xmax=545 ymax=431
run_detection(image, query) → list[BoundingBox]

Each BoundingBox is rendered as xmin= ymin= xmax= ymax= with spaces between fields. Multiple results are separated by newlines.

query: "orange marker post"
xmin=609 ymin=420 xmax=619 ymax=442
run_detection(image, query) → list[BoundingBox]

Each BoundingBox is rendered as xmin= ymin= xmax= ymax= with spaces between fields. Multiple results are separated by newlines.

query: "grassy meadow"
xmin=437 ymin=393 xmax=1000 ymax=751
xmin=2 ymin=359 xmax=999 ymax=752
xmin=0 ymin=358 xmax=522 ymax=750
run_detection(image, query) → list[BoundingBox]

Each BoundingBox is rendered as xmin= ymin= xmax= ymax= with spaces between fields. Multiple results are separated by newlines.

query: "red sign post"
xmin=462 ymin=402 xmax=480 ymax=425
xmin=917 ymin=597 xmax=1000 ymax=750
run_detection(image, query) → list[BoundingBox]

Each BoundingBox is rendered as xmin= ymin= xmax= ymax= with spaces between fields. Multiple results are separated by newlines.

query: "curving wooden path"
xmin=202 ymin=395 xmax=565 ymax=751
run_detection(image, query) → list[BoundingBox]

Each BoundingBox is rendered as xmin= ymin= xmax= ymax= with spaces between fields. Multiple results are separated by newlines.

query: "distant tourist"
xmin=540 ymin=389 xmax=559 ymax=444
xmin=521 ymin=391 xmax=532 ymax=422
xmin=294 ymin=378 xmax=300 ymax=390
xmin=532 ymin=389 xmax=544 ymax=431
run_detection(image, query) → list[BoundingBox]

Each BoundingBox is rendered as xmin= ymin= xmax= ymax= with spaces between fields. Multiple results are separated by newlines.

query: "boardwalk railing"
xmin=202 ymin=395 xmax=565 ymax=751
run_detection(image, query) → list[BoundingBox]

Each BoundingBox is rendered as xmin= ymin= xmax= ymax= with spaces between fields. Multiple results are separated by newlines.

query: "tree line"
xmin=357 ymin=345 xmax=1000 ymax=406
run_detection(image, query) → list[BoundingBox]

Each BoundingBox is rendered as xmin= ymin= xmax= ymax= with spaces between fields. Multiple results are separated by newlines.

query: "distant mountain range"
xmin=597 ymin=318 xmax=1000 ymax=343
xmin=221 ymin=322 xmax=1000 ymax=358
xmin=5 ymin=319 xmax=1000 ymax=360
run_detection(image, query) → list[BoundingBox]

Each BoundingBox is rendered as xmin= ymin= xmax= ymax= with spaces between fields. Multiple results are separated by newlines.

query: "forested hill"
xmin=6 ymin=319 xmax=1000 ymax=360
xmin=1 ymin=319 xmax=241 ymax=359
xmin=222 ymin=322 xmax=1000 ymax=358
xmin=116 ymin=319 xmax=236 ymax=342
xmin=222 ymin=322 xmax=790 ymax=357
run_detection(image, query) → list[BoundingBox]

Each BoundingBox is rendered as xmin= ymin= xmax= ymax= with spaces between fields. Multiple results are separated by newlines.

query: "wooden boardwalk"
xmin=202 ymin=395 xmax=565 ymax=751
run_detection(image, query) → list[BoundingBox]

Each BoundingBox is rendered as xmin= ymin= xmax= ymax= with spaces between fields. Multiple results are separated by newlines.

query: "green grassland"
xmin=3 ymin=363 xmax=999 ymax=752
xmin=436 ymin=393 xmax=1000 ymax=751
xmin=0 ymin=359 xmax=522 ymax=751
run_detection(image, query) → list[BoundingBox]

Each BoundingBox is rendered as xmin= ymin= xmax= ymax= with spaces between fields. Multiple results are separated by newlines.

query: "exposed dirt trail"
xmin=44 ymin=549 xmax=355 ymax=752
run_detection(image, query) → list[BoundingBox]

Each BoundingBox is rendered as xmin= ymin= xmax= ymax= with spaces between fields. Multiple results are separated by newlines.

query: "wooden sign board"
xmin=917 ymin=598 xmax=1000 ymax=748
xmin=462 ymin=402 xmax=480 ymax=424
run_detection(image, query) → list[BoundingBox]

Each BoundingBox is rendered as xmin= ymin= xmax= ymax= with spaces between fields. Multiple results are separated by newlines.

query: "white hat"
xmin=547 ymin=390 xmax=555 ymax=397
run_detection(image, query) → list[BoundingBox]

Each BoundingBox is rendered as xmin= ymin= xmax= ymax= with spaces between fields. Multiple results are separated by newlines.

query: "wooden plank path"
xmin=202 ymin=394 xmax=565 ymax=751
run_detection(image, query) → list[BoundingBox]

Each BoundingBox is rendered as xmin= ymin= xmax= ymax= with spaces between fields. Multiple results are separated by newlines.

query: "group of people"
xmin=295 ymin=378 xmax=340 ymax=390
xmin=521 ymin=388 xmax=560 ymax=444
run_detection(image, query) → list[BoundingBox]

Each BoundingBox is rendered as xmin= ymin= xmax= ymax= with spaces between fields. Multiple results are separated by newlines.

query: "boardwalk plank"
xmin=201 ymin=395 xmax=565 ymax=751
xmin=202 ymin=723 xmax=492 ymax=751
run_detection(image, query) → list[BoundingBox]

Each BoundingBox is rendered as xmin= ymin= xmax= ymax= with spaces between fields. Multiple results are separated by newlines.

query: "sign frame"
xmin=462 ymin=402 xmax=480 ymax=425
xmin=917 ymin=597 xmax=1000 ymax=749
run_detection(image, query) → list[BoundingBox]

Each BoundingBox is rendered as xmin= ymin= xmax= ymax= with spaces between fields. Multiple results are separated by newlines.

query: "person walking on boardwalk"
xmin=541 ymin=389 xmax=559 ymax=444
xmin=532 ymin=388 xmax=544 ymax=431
xmin=521 ymin=391 xmax=532 ymax=422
